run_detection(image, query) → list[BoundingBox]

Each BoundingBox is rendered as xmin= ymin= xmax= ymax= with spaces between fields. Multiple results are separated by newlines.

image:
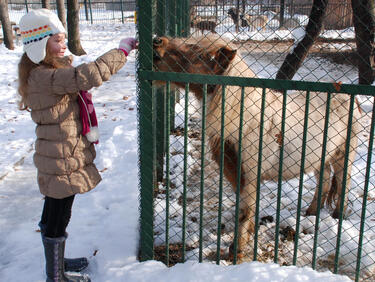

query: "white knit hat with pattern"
xmin=19 ymin=9 xmax=66 ymax=64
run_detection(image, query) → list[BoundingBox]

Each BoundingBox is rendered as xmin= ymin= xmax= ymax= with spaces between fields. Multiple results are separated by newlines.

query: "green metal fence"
xmin=137 ymin=1 xmax=375 ymax=281
xmin=7 ymin=0 xmax=136 ymax=23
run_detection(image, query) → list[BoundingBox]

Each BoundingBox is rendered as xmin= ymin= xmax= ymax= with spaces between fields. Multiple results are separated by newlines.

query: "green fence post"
xmin=137 ymin=0 xmax=155 ymax=262
xmin=182 ymin=0 xmax=190 ymax=36
xmin=253 ymin=87 xmax=267 ymax=261
xmin=199 ymin=84 xmax=208 ymax=263
xmin=155 ymin=87 xmax=166 ymax=182
xmin=355 ymin=97 xmax=375 ymax=281
xmin=24 ymin=0 xmax=29 ymax=13
xmin=274 ymin=89 xmax=288 ymax=263
xmin=167 ymin=0 xmax=176 ymax=36
xmin=312 ymin=92 xmax=332 ymax=269
xmin=334 ymin=95 xmax=356 ymax=273
xmin=181 ymin=83 xmax=190 ymax=262
xmin=156 ymin=0 xmax=165 ymax=36
xmin=164 ymin=82 xmax=171 ymax=266
xmin=120 ymin=0 xmax=124 ymax=24
xmin=169 ymin=89 xmax=176 ymax=131
xmin=280 ymin=0 xmax=285 ymax=28
xmin=88 ymin=0 xmax=93 ymax=24
xmin=84 ymin=0 xmax=89 ymax=21
xmin=111 ymin=0 xmax=115 ymax=20
xmin=216 ymin=86 xmax=226 ymax=264
xmin=293 ymin=90 xmax=311 ymax=265
xmin=166 ymin=0 xmax=177 ymax=133
xmin=176 ymin=0 xmax=184 ymax=36
xmin=155 ymin=0 xmax=166 ymax=182
xmin=232 ymin=86 xmax=246 ymax=265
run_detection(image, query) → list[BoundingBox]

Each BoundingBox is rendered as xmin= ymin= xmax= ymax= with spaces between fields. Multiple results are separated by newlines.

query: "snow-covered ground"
xmin=1 ymin=7 xmax=374 ymax=282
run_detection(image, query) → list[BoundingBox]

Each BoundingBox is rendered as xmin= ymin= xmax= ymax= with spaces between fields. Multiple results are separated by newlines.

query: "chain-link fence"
xmin=7 ymin=0 xmax=136 ymax=24
xmin=137 ymin=1 xmax=375 ymax=281
xmin=189 ymin=1 xmax=352 ymax=31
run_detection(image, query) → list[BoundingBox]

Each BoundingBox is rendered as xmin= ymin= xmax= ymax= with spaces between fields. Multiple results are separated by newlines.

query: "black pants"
xmin=40 ymin=195 xmax=75 ymax=238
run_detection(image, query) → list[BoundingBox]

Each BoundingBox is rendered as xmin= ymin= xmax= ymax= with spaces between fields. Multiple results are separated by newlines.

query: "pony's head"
xmin=153 ymin=35 xmax=237 ymax=76
xmin=152 ymin=35 xmax=238 ymax=98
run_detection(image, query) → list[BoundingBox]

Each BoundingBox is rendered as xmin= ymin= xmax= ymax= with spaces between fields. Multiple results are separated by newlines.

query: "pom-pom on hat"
xmin=19 ymin=9 xmax=65 ymax=64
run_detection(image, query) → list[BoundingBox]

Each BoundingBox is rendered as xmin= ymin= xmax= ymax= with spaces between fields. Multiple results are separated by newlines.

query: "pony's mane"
xmin=186 ymin=35 xmax=256 ymax=78
xmin=186 ymin=34 xmax=236 ymax=53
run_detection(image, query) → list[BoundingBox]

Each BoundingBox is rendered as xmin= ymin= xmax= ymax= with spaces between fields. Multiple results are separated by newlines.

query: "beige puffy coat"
xmin=25 ymin=49 xmax=127 ymax=199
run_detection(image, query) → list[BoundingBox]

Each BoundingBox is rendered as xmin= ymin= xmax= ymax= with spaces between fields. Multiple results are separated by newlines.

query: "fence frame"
xmin=137 ymin=1 xmax=375 ymax=281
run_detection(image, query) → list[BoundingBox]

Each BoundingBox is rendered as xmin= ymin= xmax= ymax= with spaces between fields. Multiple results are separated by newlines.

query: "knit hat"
xmin=19 ymin=9 xmax=66 ymax=64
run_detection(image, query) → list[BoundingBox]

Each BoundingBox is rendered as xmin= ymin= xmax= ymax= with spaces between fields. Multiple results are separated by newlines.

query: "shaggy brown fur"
xmin=153 ymin=35 xmax=361 ymax=261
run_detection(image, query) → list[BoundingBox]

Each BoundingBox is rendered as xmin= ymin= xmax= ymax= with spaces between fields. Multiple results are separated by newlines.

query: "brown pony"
xmin=152 ymin=35 xmax=361 ymax=261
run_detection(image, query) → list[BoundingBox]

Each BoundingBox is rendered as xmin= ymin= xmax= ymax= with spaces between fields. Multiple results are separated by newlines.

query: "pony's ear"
xmin=213 ymin=47 xmax=237 ymax=75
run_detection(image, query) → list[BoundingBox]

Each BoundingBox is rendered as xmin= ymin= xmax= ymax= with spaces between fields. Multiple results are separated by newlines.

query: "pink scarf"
xmin=78 ymin=90 xmax=99 ymax=144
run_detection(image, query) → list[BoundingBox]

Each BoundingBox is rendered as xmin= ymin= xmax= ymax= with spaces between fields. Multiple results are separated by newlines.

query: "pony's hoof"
xmin=332 ymin=209 xmax=348 ymax=219
xmin=305 ymin=208 xmax=316 ymax=217
xmin=228 ymin=244 xmax=245 ymax=262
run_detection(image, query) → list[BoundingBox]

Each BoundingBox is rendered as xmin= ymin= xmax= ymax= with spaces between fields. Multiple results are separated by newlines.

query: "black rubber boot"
xmin=42 ymin=235 xmax=91 ymax=282
xmin=64 ymin=257 xmax=89 ymax=273
xmin=39 ymin=223 xmax=89 ymax=272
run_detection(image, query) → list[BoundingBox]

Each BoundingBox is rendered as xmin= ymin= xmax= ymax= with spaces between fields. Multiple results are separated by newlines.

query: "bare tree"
xmin=276 ymin=0 xmax=329 ymax=80
xmin=352 ymin=0 xmax=375 ymax=85
xmin=56 ymin=0 xmax=67 ymax=30
xmin=67 ymin=0 xmax=86 ymax=55
xmin=41 ymin=0 xmax=51 ymax=10
xmin=0 ymin=0 xmax=14 ymax=50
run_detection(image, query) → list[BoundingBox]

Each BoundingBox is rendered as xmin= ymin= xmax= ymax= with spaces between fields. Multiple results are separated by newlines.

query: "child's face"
xmin=46 ymin=33 xmax=66 ymax=58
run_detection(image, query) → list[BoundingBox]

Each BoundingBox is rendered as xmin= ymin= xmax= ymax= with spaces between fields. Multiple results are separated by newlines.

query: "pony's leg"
xmin=305 ymin=164 xmax=331 ymax=216
xmin=238 ymin=185 xmax=256 ymax=252
xmin=330 ymin=141 xmax=357 ymax=218
xmin=229 ymin=182 xmax=256 ymax=261
xmin=210 ymin=138 xmax=253 ymax=261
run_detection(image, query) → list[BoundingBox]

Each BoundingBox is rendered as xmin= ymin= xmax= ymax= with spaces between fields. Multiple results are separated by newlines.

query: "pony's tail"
xmin=327 ymin=174 xmax=338 ymax=208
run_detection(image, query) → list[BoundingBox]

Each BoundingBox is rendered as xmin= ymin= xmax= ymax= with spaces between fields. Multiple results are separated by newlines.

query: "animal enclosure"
xmin=137 ymin=1 xmax=375 ymax=281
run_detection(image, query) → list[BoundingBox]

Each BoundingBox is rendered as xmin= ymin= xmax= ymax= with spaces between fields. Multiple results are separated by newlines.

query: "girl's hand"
xmin=119 ymin=38 xmax=138 ymax=56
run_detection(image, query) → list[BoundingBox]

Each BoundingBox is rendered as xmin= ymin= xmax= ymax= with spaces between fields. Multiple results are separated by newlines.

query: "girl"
xmin=18 ymin=9 xmax=137 ymax=282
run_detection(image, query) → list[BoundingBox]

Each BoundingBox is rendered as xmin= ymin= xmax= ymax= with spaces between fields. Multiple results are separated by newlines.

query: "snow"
xmin=0 ymin=9 xmax=373 ymax=282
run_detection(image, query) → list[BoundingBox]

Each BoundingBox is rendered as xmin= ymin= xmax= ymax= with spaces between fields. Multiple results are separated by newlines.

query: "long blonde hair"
xmin=18 ymin=53 xmax=37 ymax=111
xmin=17 ymin=49 xmax=72 ymax=111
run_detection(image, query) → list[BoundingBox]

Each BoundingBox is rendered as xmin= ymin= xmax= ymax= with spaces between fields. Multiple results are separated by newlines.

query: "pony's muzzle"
xmin=153 ymin=37 xmax=168 ymax=61
xmin=153 ymin=37 xmax=162 ymax=61
xmin=153 ymin=37 xmax=163 ymax=46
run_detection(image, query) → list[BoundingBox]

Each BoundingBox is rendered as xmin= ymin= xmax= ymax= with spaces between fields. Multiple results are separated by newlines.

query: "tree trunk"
xmin=235 ymin=0 xmax=240 ymax=33
xmin=56 ymin=0 xmax=67 ymax=30
xmin=41 ymin=0 xmax=51 ymax=9
xmin=0 ymin=0 xmax=14 ymax=50
xmin=351 ymin=0 xmax=375 ymax=85
xmin=280 ymin=0 xmax=285 ymax=27
xmin=276 ymin=0 xmax=329 ymax=80
xmin=67 ymin=0 xmax=86 ymax=56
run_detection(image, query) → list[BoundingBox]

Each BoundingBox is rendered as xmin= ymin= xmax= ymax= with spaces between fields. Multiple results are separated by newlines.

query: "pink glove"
xmin=119 ymin=37 xmax=138 ymax=56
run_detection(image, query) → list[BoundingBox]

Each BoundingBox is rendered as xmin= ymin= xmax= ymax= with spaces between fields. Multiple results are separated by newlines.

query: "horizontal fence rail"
xmin=138 ymin=71 xmax=375 ymax=96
